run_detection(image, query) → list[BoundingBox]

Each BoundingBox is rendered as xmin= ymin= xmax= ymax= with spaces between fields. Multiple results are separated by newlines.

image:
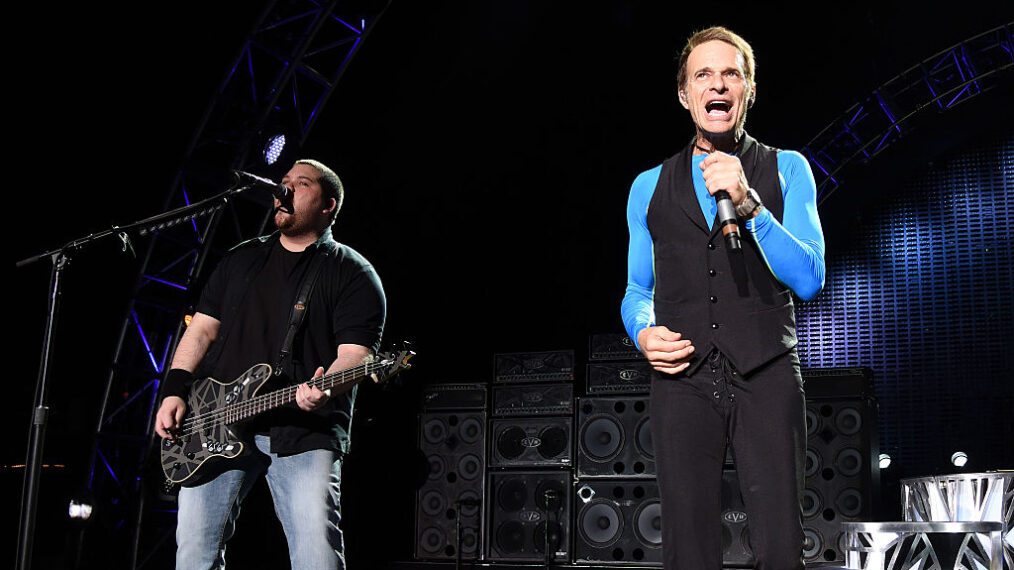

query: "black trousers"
xmin=649 ymin=349 xmax=805 ymax=570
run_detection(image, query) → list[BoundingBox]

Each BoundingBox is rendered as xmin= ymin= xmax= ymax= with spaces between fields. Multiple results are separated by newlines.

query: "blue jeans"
xmin=176 ymin=435 xmax=345 ymax=569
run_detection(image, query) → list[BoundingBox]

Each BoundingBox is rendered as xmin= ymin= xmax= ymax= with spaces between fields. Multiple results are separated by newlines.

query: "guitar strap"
xmin=274 ymin=243 xmax=333 ymax=377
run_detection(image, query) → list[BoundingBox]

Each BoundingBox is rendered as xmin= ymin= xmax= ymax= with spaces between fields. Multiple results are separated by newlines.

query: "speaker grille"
xmin=485 ymin=471 xmax=571 ymax=562
xmin=415 ymin=411 xmax=486 ymax=560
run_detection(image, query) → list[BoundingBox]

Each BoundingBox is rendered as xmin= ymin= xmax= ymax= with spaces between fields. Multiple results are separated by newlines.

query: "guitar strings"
xmin=173 ymin=361 xmax=382 ymax=438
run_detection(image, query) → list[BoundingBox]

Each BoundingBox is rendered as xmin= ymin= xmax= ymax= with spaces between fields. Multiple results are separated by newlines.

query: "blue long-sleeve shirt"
xmin=621 ymin=150 xmax=825 ymax=350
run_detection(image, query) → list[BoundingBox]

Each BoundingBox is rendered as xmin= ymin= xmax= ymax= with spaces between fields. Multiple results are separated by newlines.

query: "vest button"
xmin=708 ymin=242 xmax=716 ymax=250
xmin=709 ymin=269 xmax=717 ymax=277
xmin=711 ymin=323 xmax=720 ymax=329
xmin=710 ymin=296 xmax=718 ymax=303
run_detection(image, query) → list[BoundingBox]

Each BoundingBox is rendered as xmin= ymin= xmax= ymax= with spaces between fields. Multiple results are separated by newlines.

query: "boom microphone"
xmin=233 ymin=170 xmax=292 ymax=208
xmin=714 ymin=190 xmax=741 ymax=251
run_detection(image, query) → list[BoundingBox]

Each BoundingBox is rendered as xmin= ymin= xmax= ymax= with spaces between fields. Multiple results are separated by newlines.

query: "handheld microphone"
xmin=233 ymin=170 xmax=292 ymax=209
xmin=714 ymin=190 xmax=741 ymax=251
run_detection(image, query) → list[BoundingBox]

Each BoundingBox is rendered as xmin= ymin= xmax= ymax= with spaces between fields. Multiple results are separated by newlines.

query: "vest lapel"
xmin=667 ymin=144 xmax=711 ymax=234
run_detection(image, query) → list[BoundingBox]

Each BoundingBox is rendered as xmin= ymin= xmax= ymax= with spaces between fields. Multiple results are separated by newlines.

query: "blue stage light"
xmin=264 ymin=134 xmax=286 ymax=165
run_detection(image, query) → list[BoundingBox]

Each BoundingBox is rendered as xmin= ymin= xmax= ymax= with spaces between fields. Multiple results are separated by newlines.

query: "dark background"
xmin=10 ymin=2 xmax=1012 ymax=567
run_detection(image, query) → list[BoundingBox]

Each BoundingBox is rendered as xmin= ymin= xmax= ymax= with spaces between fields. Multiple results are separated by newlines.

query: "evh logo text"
xmin=723 ymin=511 xmax=748 ymax=523
xmin=522 ymin=392 xmax=544 ymax=403
xmin=521 ymin=437 xmax=542 ymax=448
xmin=619 ymin=369 xmax=640 ymax=381
xmin=519 ymin=510 xmax=542 ymax=522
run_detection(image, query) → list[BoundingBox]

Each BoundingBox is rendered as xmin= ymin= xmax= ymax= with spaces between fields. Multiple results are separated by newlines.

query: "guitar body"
xmin=158 ymin=347 xmax=413 ymax=488
xmin=161 ymin=363 xmax=274 ymax=485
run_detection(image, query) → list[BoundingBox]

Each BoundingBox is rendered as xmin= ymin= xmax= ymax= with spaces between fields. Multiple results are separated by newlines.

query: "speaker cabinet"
xmin=490 ymin=417 xmax=572 ymax=468
xmin=802 ymin=397 xmax=879 ymax=564
xmin=574 ymin=480 xmax=662 ymax=565
xmin=485 ymin=471 xmax=571 ymax=562
xmin=415 ymin=411 xmax=486 ymax=560
xmin=577 ymin=396 xmax=654 ymax=478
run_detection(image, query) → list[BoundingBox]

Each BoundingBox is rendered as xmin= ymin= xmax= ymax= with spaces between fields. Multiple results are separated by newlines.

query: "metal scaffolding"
xmin=78 ymin=1 xmax=390 ymax=567
xmin=803 ymin=23 xmax=1013 ymax=202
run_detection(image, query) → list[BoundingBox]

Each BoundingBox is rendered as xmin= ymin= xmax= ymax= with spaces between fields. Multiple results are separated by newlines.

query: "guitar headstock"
xmin=374 ymin=345 xmax=416 ymax=384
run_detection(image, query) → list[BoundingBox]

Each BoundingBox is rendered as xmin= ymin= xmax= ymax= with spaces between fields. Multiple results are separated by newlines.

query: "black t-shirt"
xmin=194 ymin=229 xmax=386 ymax=455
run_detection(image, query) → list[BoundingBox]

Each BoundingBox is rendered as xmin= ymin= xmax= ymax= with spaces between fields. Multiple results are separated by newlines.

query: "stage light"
xmin=878 ymin=453 xmax=892 ymax=469
xmin=263 ymin=134 xmax=286 ymax=165
xmin=68 ymin=499 xmax=93 ymax=521
xmin=950 ymin=451 xmax=968 ymax=467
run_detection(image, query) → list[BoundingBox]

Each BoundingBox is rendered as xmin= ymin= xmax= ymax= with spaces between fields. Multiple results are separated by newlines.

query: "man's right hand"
xmin=637 ymin=326 xmax=695 ymax=374
xmin=154 ymin=396 xmax=187 ymax=439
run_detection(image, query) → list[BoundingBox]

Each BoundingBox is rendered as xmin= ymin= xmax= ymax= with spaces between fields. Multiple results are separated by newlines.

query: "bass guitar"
xmin=160 ymin=348 xmax=414 ymax=485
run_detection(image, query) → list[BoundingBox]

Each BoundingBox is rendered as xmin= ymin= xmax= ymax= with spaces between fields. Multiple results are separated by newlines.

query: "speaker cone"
xmin=835 ymin=448 xmax=863 ymax=476
xmin=535 ymin=479 xmax=565 ymax=512
xmin=835 ymin=407 xmax=862 ymax=435
xmin=423 ymin=418 xmax=448 ymax=444
xmin=459 ymin=490 xmax=480 ymax=517
xmin=498 ymin=478 xmax=527 ymax=512
xmin=802 ymin=527 xmax=823 ymax=559
xmin=496 ymin=520 xmax=525 ymax=554
xmin=579 ymin=501 xmax=622 ymax=546
xmin=459 ymin=416 xmax=483 ymax=443
xmin=427 ymin=455 xmax=446 ymax=480
xmin=538 ymin=426 xmax=568 ymax=459
xmin=835 ymin=488 xmax=863 ymax=517
xmin=497 ymin=426 xmax=526 ymax=459
xmin=533 ymin=520 xmax=563 ymax=553
xmin=582 ymin=416 xmax=623 ymax=460
xmin=634 ymin=500 xmax=662 ymax=547
xmin=805 ymin=408 xmax=820 ymax=436
xmin=635 ymin=417 xmax=653 ymax=459
xmin=801 ymin=488 xmax=821 ymax=518
xmin=420 ymin=527 xmax=445 ymax=554
xmin=458 ymin=453 xmax=482 ymax=480
xmin=804 ymin=449 xmax=821 ymax=478
xmin=422 ymin=490 xmax=445 ymax=516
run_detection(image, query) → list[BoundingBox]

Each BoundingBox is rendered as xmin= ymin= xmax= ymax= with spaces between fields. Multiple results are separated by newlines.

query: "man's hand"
xmin=155 ymin=396 xmax=187 ymax=439
xmin=637 ymin=326 xmax=695 ymax=374
xmin=296 ymin=366 xmax=330 ymax=411
xmin=700 ymin=152 xmax=750 ymax=205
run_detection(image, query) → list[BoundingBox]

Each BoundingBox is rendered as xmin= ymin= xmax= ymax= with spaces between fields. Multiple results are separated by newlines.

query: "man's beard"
xmin=273 ymin=208 xmax=296 ymax=233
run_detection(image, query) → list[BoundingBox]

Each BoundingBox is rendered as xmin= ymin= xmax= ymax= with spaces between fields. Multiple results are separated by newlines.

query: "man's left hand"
xmin=700 ymin=152 xmax=750 ymax=205
xmin=296 ymin=366 xmax=330 ymax=411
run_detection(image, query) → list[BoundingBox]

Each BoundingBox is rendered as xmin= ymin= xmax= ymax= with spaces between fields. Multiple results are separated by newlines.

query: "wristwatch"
xmin=736 ymin=188 xmax=763 ymax=218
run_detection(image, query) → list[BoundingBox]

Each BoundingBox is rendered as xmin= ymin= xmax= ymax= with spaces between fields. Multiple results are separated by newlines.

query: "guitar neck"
xmin=226 ymin=361 xmax=382 ymax=423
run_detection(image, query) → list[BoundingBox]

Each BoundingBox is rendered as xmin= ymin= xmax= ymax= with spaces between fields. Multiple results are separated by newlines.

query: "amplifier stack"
xmin=486 ymin=350 xmax=574 ymax=563
xmin=412 ymin=337 xmax=879 ymax=567
xmin=575 ymin=334 xmax=662 ymax=565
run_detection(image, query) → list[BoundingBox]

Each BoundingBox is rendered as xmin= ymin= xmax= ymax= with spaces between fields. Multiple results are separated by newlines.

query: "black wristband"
xmin=162 ymin=368 xmax=194 ymax=401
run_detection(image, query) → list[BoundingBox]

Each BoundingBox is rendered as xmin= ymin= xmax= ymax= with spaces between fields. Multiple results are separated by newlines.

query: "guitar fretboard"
xmin=223 ymin=360 xmax=385 ymax=424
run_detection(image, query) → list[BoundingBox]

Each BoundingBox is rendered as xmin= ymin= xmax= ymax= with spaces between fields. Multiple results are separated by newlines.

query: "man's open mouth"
xmin=705 ymin=101 xmax=732 ymax=116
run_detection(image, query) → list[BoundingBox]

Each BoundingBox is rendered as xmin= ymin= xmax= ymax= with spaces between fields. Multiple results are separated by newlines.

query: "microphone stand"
xmin=14 ymin=181 xmax=262 ymax=570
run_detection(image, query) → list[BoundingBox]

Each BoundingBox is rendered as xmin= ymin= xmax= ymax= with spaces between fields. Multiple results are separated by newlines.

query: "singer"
xmin=154 ymin=159 xmax=386 ymax=569
xmin=621 ymin=27 xmax=825 ymax=570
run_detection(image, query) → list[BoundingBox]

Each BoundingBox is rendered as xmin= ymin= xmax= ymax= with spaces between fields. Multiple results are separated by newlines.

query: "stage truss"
xmin=79 ymin=1 xmax=390 ymax=568
xmin=802 ymin=23 xmax=1013 ymax=202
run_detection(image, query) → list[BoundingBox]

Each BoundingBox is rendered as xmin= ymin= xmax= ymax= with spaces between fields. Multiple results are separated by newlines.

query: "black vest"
xmin=647 ymin=134 xmax=797 ymax=375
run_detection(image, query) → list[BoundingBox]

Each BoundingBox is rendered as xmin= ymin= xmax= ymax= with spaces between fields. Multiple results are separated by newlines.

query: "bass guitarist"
xmin=154 ymin=159 xmax=386 ymax=570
